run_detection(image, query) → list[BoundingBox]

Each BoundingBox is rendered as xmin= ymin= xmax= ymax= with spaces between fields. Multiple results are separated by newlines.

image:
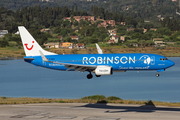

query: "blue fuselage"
xmin=24 ymin=53 xmax=175 ymax=72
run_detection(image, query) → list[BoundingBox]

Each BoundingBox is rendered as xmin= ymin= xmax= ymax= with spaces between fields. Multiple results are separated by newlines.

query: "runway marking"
xmin=84 ymin=117 xmax=121 ymax=120
xmin=10 ymin=115 xmax=29 ymax=118
xmin=49 ymin=116 xmax=77 ymax=119
xmin=25 ymin=115 xmax=45 ymax=119
xmin=12 ymin=105 xmax=92 ymax=110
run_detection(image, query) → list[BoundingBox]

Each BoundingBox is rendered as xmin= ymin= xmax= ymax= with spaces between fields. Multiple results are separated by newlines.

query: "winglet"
xmin=96 ymin=43 xmax=103 ymax=54
xmin=39 ymin=50 xmax=48 ymax=62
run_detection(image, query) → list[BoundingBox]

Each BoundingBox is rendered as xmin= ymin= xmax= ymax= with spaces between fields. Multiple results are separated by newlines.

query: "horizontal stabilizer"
xmin=39 ymin=50 xmax=48 ymax=62
xmin=96 ymin=43 xmax=103 ymax=54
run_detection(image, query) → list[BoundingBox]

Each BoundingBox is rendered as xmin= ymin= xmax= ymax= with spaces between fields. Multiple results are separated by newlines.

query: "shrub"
xmin=107 ymin=96 xmax=122 ymax=100
xmin=8 ymin=41 xmax=17 ymax=47
xmin=58 ymin=100 xmax=65 ymax=103
xmin=81 ymin=95 xmax=106 ymax=100
xmin=1 ymin=97 xmax=7 ymax=99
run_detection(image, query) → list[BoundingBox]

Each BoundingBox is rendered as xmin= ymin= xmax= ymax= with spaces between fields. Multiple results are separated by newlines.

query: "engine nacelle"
xmin=95 ymin=66 xmax=113 ymax=75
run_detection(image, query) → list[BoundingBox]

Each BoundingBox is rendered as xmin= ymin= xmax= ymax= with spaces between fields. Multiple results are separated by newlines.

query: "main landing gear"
xmin=156 ymin=73 xmax=160 ymax=77
xmin=86 ymin=71 xmax=101 ymax=79
xmin=87 ymin=72 xmax=93 ymax=79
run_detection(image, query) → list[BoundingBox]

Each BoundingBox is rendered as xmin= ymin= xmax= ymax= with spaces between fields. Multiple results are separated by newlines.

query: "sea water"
xmin=0 ymin=57 xmax=180 ymax=102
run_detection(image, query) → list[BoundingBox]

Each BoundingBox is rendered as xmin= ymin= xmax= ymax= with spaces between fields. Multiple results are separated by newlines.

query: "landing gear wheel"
xmin=95 ymin=75 xmax=101 ymax=77
xmin=156 ymin=73 xmax=160 ymax=77
xmin=87 ymin=74 xmax=93 ymax=79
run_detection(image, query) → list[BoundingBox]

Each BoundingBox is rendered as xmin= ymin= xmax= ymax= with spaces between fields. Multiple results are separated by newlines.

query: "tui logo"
xmin=24 ymin=41 xmax=34 ymax=50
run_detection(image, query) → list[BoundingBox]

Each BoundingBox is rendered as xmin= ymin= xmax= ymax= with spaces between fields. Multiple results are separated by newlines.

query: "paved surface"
xmin=0 ymin=103 xmax=180 ymax=120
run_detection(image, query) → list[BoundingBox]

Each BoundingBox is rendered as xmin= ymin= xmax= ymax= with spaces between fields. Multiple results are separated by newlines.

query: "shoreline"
xmin=1 ymin=47 xmax=180 ymax=58
xmin=1 ymin=96 xmax=180 ymax=107
xmin=0 ymin=57 xmax=23 ymax=60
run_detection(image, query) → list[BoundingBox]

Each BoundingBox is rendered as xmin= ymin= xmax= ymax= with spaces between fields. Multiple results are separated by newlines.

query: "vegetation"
xmin=81 ymin=95 xmax=107 ymax=100
xmin=1 ymin=45 xmax=180 ymax=59
xmin=1 ymin=95 xmax=180 ymax=107
xmin=0 ymin=0 xmax=179 ymax=21
xmin=0 ymin=47 xmax=24 ymax=59
xmin=1 ymin=1 xmax=180 ymax=57
xmin=1 ymin=5 xmax=180 ymax=48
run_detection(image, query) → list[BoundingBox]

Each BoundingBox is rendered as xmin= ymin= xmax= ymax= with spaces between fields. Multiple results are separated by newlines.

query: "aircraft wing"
xmin=39 ymin=50 xmax=97 ymax=72
xmin=96 ymin=43 xmax=103 ymax=54
xmin=58 ymin=62 xmax=96 ymax=72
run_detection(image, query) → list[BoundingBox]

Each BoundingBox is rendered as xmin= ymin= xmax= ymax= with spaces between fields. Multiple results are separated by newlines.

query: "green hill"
xmin=0 ymin=0 xmax=179 ymax=20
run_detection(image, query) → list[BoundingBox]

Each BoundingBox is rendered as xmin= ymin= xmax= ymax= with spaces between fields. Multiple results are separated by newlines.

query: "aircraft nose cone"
xmin=168 ymin=60 xmax=175 ymax=67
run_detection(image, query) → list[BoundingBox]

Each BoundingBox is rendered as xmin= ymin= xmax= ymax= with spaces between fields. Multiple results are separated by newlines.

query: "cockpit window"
xmin=160 ymin=58 xmax=168 ymax=61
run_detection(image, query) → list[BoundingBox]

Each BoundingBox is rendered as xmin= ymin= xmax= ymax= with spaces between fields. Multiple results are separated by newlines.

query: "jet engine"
xmin=95 ymin=66 xmax=113 ymax=75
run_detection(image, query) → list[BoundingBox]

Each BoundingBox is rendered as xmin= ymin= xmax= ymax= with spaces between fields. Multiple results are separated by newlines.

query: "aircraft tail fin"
xmin=18 ymin=26 xmax=57 ymax=56
xmin=96 ymin=43 xmax=103 ymax=54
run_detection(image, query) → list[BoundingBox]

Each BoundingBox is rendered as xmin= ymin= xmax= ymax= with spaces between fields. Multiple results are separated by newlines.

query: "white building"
xmin=0 ymin=30 xmax=8 ymax=37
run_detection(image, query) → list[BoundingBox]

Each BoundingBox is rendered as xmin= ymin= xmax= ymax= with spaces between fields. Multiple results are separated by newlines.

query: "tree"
xmin=0 ymin=39 xmax=8 ymax=47
xmin=0 ymin=14 xmax=2 ymax=22
xmin=89 ymin=36 xmax=98 ymax=43
xmin=75 ymin=5 xmax=77 ymax=11
xmin=155 ymin=27 xmax=173 ymax=36
xmin=65 ymin=37 xmax=72 ymax=42
xmin=59 ymin=29 xmax=68 ymax=37
xmin=131 ymin=33 xmax=142 ymax=39
xmin=71 ymin=5 xmax=74 ymax=13
xmin=73 ymin=20 xmax=78 ymax=26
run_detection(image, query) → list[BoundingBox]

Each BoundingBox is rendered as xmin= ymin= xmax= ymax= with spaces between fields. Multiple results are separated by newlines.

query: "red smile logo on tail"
xmin=24 ymin=41 xmax=34 ymax=50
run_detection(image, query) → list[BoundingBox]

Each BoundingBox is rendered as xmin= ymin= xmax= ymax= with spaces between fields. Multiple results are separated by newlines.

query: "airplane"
xmin=18 ymin=26 xmax=175 ymax=79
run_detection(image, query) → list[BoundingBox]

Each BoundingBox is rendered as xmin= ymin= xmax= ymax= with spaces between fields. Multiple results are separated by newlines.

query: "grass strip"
xmin=1 ymin=96 xmax=180 ymax=107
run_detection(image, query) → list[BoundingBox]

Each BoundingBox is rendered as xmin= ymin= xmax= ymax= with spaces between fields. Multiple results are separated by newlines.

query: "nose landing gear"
xmin=156 ymin=73 xmax=160 ymax=77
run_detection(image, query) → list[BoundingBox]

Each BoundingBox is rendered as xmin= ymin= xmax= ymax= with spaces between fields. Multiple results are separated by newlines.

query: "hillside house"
xmin=75 ymin=30 xmax=79 ymax=33
xmin=130 ymin=43 xmax=138 ymax=47
xmin=63 ymin=17 xmax=71 ymax=21
xmin=108 ymin=39 xmax=115 ymax=43
xmin=63 ymin=16 xmax=96 ymax=22
xmin=44 ymin=42 xmax=60 ymax=48
xmin=70 ymin=36 xmax=79 ymax=41
xmin=40 ymin=28 xmax=50 ymax=32
xmin=110 ymin=35 xmax=120 ymax=43
xmin=0 ymin=30 xmax=8 ymax=37
xmin=108 ymin=35 xmax=125 ymax=43
xmin=150 ymin=28 xmax=157 ymax=31
xmin=99 ymin=20 xmax=115 ymax=26
xmin=154 ymin=41 xmax=166 ymax=47
xmin=120 ymin=22 xmax=126 ymax=26
xmin=60 ymin=42 xmax=73 ymax=48
xmin=108 ymin=29 xmax=116 ymax=36
xmin=153 ymin=38 xmax=165 ymax=47
xmin=143 ymin=28 xmax=147 ymax=33
xmin=120 ymin=36 xmax=126 ymax=42
xmin=76 ymin=43 xmax=84 ymax=48
xmin=153 ymin=38 xmax=164 ymax=41
xmin=127 ymin=28 xmax=135 ymax=31
xmin=57 ymin=36 xmax=63 ymax=41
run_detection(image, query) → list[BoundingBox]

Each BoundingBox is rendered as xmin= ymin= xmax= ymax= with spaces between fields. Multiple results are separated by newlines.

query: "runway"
xmin=0 ymin=103 xmax=180 ymax=120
